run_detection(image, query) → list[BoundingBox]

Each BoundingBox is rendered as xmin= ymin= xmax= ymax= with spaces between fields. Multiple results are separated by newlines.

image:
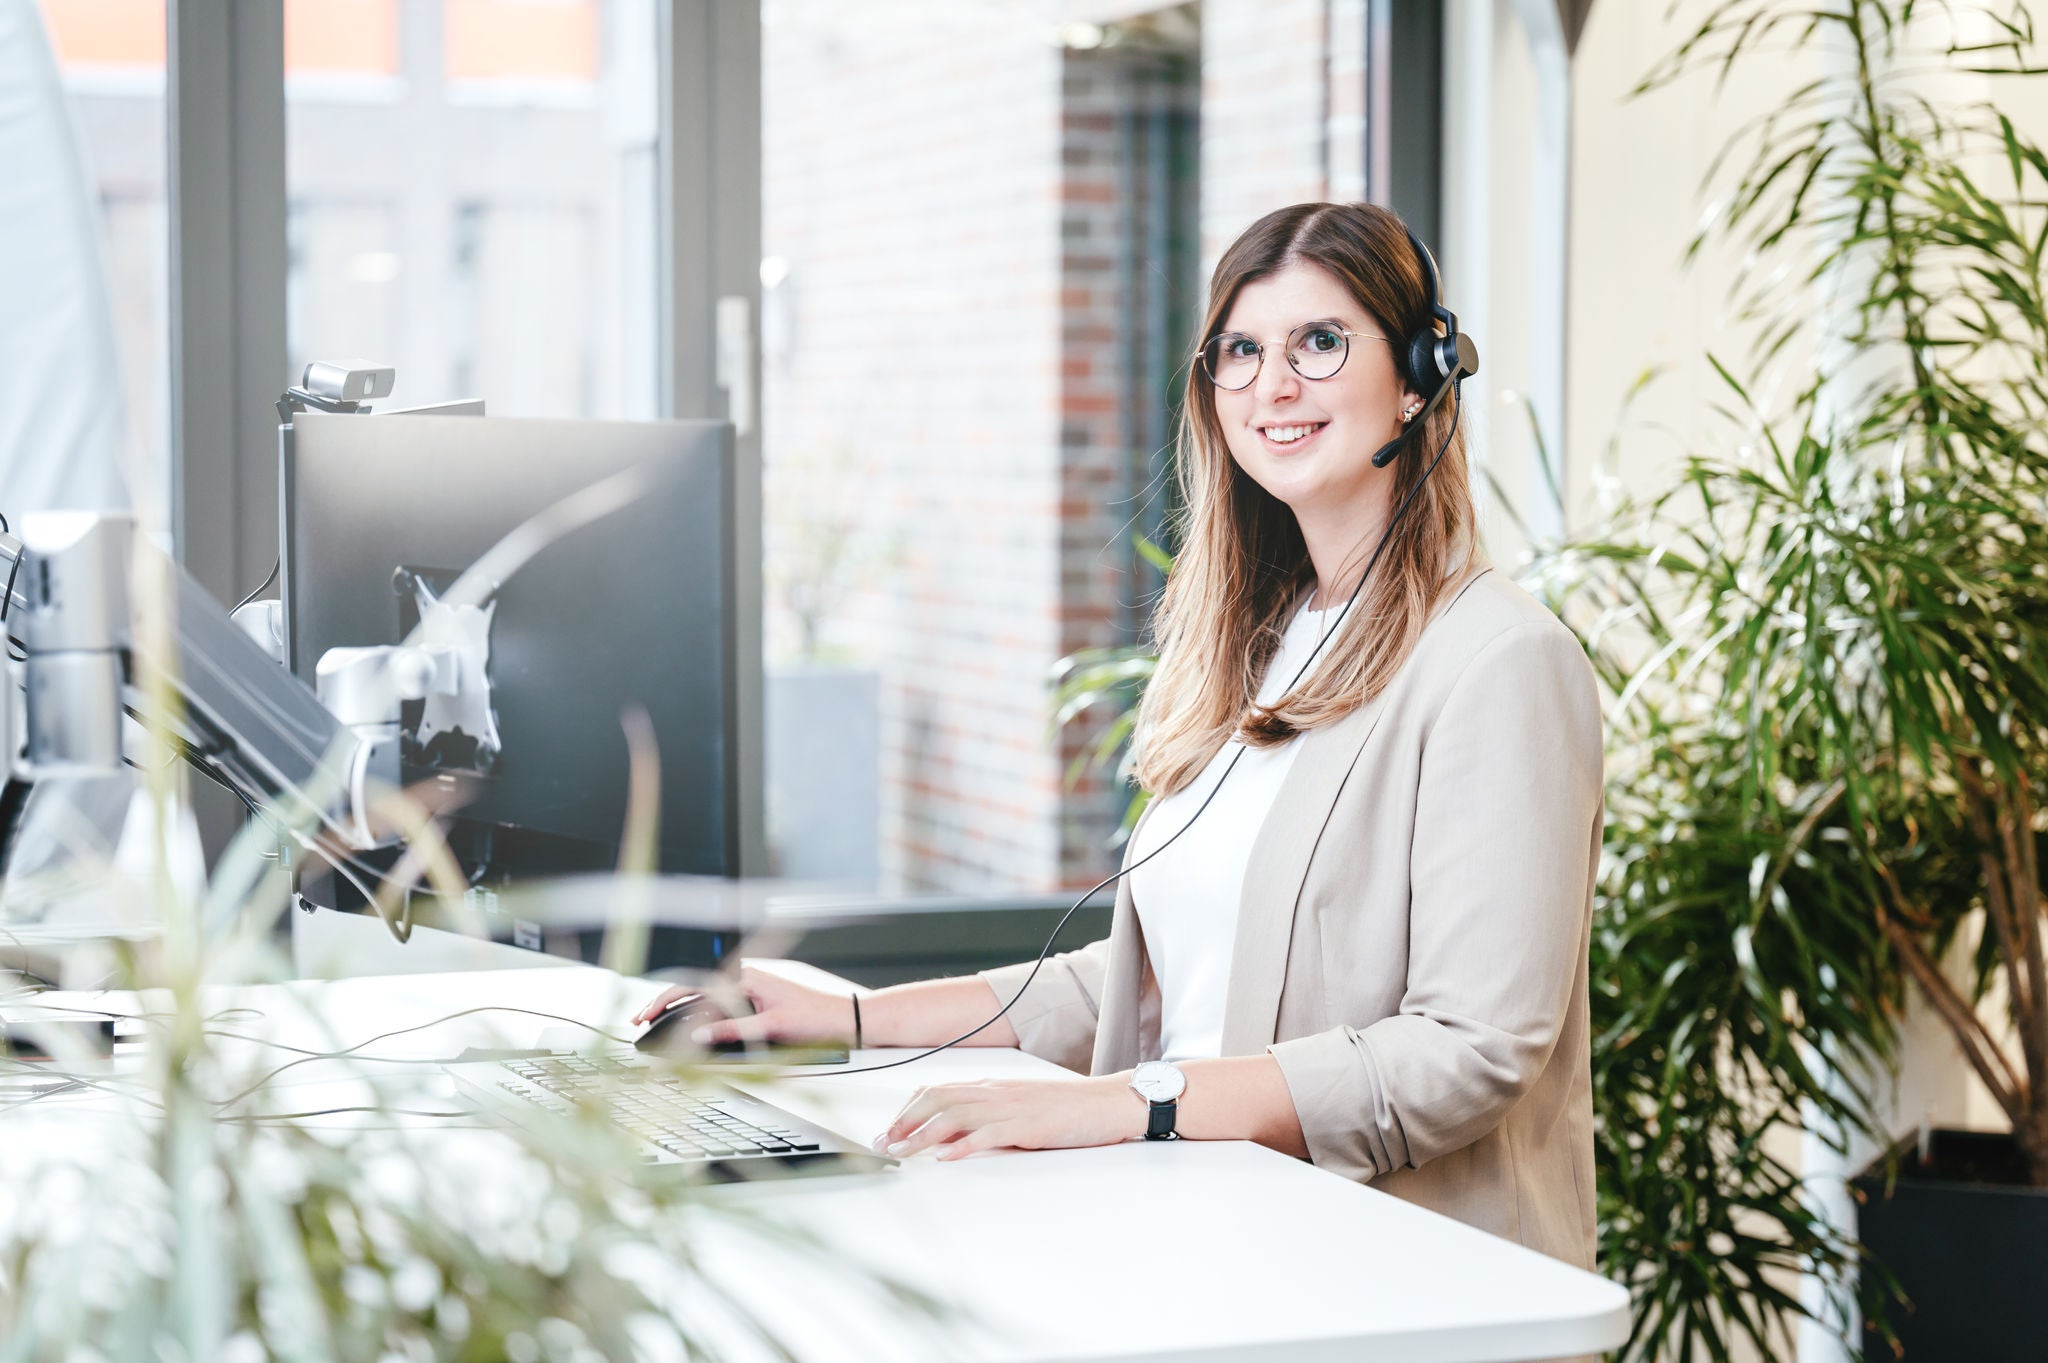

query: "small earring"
xmin=1402 ymin=404 xmax=1422 ymax=423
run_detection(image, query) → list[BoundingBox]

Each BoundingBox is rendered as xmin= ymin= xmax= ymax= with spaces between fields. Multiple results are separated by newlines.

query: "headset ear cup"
xmin=1406 ymin=330 xmax=1441 ymax=395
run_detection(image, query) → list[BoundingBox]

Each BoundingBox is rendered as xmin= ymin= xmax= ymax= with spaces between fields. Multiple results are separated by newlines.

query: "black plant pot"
xmin=1853 ymin=1129 xmax=2048 ymax=1361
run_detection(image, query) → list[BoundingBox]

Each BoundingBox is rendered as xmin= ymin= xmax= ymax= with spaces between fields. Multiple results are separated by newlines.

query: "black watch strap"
xmin=1145 ymin=1098 xmax=1179 ymax=1141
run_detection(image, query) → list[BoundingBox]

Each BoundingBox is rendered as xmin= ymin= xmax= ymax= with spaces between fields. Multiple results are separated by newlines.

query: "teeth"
xmin=1263 ymin=423 xmax=1321 ymax=444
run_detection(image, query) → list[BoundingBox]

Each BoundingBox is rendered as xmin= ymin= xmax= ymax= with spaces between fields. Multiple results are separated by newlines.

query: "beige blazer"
xmin=981 ymin=566 xmax=1603 ymax=1271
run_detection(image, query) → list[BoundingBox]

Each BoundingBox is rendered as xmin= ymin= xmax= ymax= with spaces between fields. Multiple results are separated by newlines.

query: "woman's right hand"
xmin=631 ymin=963 xmax=859 ymax=1048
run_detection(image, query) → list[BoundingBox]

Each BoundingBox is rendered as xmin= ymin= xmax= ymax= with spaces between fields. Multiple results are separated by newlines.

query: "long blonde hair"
xmin=1132 ymin=202 xmax=1481 ymax=797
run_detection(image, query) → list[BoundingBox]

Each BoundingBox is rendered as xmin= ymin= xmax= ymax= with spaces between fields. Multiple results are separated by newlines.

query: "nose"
xmin=1251 ymin=348 xmax=1302 ymax=405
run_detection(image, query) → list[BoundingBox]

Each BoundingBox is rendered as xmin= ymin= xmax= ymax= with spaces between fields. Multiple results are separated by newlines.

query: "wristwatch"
xmin=1129 ymin=1060 xmax=1186 ymax=1141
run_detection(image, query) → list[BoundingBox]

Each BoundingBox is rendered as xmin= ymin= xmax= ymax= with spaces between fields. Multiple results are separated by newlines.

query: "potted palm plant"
xmin=1525 ymin=2 xmax=2048 ymax=1356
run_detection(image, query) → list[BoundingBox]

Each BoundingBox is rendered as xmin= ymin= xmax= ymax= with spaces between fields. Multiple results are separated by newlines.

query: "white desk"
xmin=30 ymin=963 xmax=1629 ymax=1362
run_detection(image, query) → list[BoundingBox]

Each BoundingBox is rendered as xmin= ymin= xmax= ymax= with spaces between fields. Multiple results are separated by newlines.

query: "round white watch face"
xmin=1131 ymin=1061 xmax=1186 ymax=1103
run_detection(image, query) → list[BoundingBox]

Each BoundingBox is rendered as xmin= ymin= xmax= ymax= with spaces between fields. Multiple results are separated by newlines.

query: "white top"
xmin=1128 ymin=594 xmax=1349 ymax=1062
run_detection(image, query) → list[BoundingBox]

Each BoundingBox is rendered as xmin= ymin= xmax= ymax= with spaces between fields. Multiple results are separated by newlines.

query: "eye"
xmin=1223 ymin=335 xmax=1259 ymax=359
xmin=1301 ymin=327 xmax=1343 ymax=354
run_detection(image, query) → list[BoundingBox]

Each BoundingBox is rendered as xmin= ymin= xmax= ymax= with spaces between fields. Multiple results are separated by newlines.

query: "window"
xmin=283 ymin=0 xmax=657 ymax=420
xmin=759 ymin=2 xmax=1200 ymax=894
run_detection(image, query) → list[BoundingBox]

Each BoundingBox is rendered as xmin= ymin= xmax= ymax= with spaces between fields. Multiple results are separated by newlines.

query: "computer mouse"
xmin=636 ymin=994 xmax=754 ymax=1055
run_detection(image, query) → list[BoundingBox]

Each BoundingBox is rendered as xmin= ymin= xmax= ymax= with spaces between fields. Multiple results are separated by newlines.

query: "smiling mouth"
xmin=1259 ymin=421 xmax=1328 ymax=446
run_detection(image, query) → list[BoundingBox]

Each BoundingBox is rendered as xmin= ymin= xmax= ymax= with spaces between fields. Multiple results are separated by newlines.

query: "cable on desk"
xmin=214 ymin=1004 xmax=637 ymax=1111
xmin=0 ymin=993 xmax=637 ymax=1118
xmin=0 ymin=994 xmax=196 ymax=1025
xmin=199 ymin=1026 xmax=536 ymax=1069
xmin=0 ymin=1065 xmax=162 ymax=1114
xmin=0 ymin=1079 xmax=89 ymax=1112
xmin=227 ymin=1105 xmax=475 ymax=1124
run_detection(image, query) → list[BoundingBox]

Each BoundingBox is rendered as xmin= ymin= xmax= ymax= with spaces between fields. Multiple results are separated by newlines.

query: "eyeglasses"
xmin=1197 ymin=322 xmax=1389 ymax=391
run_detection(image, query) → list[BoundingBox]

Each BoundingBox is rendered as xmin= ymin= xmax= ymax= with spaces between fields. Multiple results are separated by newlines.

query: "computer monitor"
xmin=282 ymin=413 xmax=757 ymax=895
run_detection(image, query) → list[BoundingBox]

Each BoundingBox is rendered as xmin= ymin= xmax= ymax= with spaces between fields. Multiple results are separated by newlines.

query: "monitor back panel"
xmin=283 ymin=413 xmax=737 ymax=876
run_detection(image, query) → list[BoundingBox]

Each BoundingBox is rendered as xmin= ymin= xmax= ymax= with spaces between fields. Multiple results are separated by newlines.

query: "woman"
xmin=637 ymin=202 xmax=1604 ymax=1272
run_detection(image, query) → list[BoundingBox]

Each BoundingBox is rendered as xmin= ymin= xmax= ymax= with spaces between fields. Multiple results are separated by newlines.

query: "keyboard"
xmin=446 ymin=1052 xmax=893 ymax=1179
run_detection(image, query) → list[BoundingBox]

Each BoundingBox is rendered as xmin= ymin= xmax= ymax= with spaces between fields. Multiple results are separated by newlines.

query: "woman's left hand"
xmin=874 ymin=1075 xmax=1144 ymax=1161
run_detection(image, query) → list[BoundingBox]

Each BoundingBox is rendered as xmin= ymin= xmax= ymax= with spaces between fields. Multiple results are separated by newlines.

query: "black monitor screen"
xmin=284 ymin=413 xmax=737 ymax=878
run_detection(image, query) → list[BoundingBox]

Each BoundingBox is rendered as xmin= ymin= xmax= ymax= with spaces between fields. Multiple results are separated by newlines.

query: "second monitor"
xmin=282 ymin=412 xmax=756 ymax=891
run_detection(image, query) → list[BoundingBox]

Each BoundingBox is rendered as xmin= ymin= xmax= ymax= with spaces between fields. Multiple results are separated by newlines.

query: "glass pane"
xmin=288 ymin=200 xmax=403 ymax=391
xmin=20 ymin=0 xmax=170 ymax=514
xmin=446 ymin=0 xmax=598 ymax=88
xmin=449 ymin=203 xmax=596 ymax=417
xmin=760 ymin=3 xmax=1201 ymax=895
xmin=283 ymin=0 xmax=657 ymax=420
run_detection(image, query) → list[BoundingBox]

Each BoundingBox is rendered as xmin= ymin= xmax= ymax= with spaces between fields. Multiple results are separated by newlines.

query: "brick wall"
xmin=1198 ymin=0 xmax=1364 ymax=272
xmin=1054 ymin=39 xmax=1198 ymax=880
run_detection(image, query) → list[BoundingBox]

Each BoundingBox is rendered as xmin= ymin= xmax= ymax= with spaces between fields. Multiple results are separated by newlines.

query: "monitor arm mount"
xmin=0 ymin=512 xmax=451 ymax=858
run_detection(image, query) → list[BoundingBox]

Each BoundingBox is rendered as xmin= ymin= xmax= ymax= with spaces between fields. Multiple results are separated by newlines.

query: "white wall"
xmin=1564 ymin=4 xmax=1822 ymax=522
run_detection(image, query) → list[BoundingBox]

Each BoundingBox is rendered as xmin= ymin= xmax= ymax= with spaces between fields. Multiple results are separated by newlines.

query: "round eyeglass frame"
xmin=1196 ymin=323 xmax=1390 ymax=391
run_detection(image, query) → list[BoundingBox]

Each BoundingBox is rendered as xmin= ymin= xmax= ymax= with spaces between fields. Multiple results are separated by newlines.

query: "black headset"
xmin=809 ymin=218 xmax=1479 ymax=1078
xmin=1370 ymin=227 xmax=1481 ymax=469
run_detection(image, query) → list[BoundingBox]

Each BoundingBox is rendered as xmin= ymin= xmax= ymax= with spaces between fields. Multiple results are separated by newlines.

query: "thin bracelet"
xmin=850 ymin=993 xmax=863 ymax=1050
